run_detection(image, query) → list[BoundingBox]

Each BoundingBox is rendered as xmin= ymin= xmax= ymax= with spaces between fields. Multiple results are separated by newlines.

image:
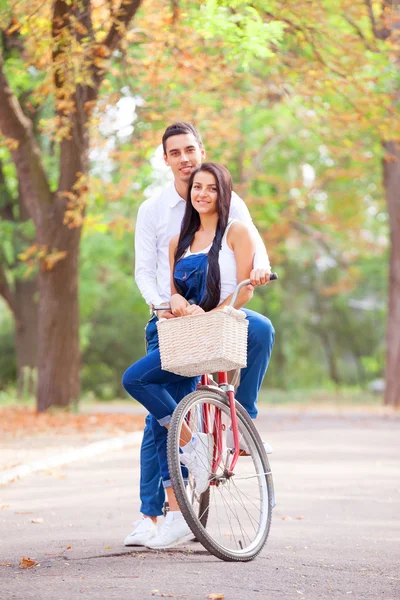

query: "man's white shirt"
xmin=135 ymin=182 xmax=270 ymax=306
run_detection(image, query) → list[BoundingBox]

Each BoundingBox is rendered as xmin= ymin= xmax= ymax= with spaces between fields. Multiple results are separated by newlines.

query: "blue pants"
xmin=122 ymin=347 xmax=200 ymax=487
xmin=125 ymin=310 xmax=274 ymax=516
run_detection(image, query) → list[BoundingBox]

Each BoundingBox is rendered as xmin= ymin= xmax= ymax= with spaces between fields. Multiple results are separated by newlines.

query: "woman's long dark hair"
xmin=173 ymin=162 xmax=232 ymax=312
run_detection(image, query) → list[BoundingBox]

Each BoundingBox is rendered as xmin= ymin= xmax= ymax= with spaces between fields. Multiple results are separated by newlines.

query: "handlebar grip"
xmin=270 ymin=272 xmax=278 ymax=281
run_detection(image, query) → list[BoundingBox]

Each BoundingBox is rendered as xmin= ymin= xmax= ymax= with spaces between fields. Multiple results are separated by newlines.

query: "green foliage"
xmin=197 ymin=1 xmax=285 ymax=67
xmin=0 ymin=309 xmax=16 ymax=388
xmin=79 ymin=227 xmax=150 ymax=399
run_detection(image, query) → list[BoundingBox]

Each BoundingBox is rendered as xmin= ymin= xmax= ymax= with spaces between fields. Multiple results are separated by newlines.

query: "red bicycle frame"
xmin=199 ymin=372 xmax=240 ymax=477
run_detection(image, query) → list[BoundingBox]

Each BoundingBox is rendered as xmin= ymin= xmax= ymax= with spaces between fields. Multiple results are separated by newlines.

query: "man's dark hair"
xmin=162 ymin=122 xmax=203 ymax=155
xmin=173 ymin=162 xmax=232 ymax=312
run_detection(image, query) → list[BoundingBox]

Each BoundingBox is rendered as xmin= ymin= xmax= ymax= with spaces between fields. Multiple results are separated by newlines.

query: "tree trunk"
xmin=383 ymin=141 xmax=400 ymax=407
xmin=36 ymin=227 xmax=81 ymax=411
xmin=318 ymin=329 xmax=341 ymax=387
xmin=14 ymin=278 xmax=38 ymax=396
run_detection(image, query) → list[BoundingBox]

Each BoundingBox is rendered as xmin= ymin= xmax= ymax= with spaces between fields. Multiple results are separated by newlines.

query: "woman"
xmin=122 ymin=162 xmax=256 ymax=549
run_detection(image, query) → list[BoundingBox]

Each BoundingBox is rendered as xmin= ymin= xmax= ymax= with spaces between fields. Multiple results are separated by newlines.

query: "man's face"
xmin=164 ymin=133 xmax=205 ymax=185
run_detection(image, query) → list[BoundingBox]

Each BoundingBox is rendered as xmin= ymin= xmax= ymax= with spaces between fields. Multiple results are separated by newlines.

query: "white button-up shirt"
xmin=135 ymin=182 xmax=270 ymax=306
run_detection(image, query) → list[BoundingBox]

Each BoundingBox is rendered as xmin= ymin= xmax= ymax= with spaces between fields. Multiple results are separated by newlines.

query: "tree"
xmin=366 ymin=0 xmax=400 ymax=407
xmin=0 ymin=1 xmax=143 ymax=411
xmin=0 ymin=156 xmax=37 ymax=395
xmin=245 ymin=0 xmax=399 ymax=404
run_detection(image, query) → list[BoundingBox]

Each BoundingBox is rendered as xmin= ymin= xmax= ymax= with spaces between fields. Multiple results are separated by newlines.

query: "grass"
xmin=1 ymin=385 xmax=385 ymax=412
xmin=0 ymin=388 xmax=34 ymax=408
xmin=258 ymin=388 xmax=383 ymax=408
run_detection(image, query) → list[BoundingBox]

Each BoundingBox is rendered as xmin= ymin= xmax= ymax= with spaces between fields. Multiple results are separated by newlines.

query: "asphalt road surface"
xmin=1 ymin=409 xmax=399 ymax=600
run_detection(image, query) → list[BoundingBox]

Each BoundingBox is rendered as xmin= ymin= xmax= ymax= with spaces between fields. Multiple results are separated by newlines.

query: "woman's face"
xmin=191 ymin=170 xmax=218 ymax=216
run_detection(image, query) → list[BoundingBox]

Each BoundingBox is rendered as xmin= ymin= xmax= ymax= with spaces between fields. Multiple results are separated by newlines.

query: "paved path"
xmin=1 ymin=410 xmax=399 ymax=600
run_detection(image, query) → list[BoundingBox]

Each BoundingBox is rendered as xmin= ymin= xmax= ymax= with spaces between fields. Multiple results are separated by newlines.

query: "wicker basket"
xmin=156 ymin=306 xmax=248 ymax=377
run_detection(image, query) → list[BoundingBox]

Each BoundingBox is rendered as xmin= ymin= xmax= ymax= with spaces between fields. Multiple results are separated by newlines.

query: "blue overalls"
xmin=122 ymin=252 xmax=209 ymax=489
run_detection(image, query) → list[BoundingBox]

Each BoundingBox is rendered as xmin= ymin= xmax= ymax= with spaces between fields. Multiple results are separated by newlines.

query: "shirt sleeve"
xmin=230 ymin=193 xmax=271 ymax=271
xmin=134 ymin=200 xmax=164 ymax=307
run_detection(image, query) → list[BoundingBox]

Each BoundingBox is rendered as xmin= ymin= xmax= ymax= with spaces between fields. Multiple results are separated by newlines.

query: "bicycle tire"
xmin=184 ymin=402 xmax=211 ymax=532
xmin=167 ymin=388 xmax=273 ymax=562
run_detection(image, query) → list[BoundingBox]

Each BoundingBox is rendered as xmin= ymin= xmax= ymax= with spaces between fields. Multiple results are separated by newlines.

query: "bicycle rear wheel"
xmin=167 ymin=388 xmax=273 ymax=562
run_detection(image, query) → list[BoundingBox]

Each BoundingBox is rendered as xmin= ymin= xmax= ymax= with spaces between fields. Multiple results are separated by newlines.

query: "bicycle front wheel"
xmin=167 ymin=388 xmax=273 ymax=562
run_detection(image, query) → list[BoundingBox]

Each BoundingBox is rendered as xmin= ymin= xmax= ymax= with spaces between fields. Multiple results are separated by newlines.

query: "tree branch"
xmin=344 ymin=14 xmax=378 ymax=52
xmin=102 ymin=0 xmax=143 ymax=53
xmin=0 ymin=51 xmax=52 ymax=229
xmin=365 ymin=0 xmax=391 ymax=40
xmin=171 ymin=0 xmax=180 ymax=24
xmin=87 ymin=0 xmax=143 ymax=98
xmin=291 ymin=221 xmax=349 ymax=268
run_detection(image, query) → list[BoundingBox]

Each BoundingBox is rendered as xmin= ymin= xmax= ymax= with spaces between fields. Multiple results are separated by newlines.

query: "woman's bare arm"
xmin=210 ymin=221 xmax=255 ymax=311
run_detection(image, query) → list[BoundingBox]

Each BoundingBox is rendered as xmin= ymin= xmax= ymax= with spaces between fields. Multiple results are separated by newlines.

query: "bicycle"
xmin=153 ymin=275 xmax=277 ymax=562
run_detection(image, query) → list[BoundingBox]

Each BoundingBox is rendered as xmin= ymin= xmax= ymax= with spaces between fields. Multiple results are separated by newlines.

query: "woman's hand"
xmin=170 ymin=294 xmax=190 ymax=317
xmin=249 ymin=268 xmax=270 ymax=287
xmin=183 ymin=304 xmax=205 ymax=316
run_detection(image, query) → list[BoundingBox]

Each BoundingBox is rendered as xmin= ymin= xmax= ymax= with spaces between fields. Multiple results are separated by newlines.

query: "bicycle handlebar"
xmin=152 ymin=273 xmax=278 ymax=312
xmin=228 ymin=272 xmax=278 ymax=307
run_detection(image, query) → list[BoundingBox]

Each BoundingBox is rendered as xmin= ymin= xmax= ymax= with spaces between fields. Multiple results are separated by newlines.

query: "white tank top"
xmin=183 ymin=220 xmax=238 ymax=305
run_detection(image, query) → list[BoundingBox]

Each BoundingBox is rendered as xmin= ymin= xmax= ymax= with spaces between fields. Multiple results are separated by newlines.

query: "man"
xmin=124 ymin=122 xmax=274 ymax=548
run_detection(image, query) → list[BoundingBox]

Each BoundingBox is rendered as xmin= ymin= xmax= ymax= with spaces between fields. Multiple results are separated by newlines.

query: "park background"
xmin=0 ymin=0 xmax=399 ymax=414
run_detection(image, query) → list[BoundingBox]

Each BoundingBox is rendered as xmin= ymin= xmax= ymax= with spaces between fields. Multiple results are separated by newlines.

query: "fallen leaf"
xmin=66 ymin=546 xmax=72 ymax=550
xmin=105 ymin=545 xmax=111 ymax=550
xmin=31 ymin=518 xmax=44 ymax=524
xmin=0 ymin=406 xmax=144 ymax=437
xmin=45 ymin=469 xmax=66 ymax=479
xmin=296 ymin=515 xmax=304 ymax=520
xmin=281 ymin=516 xmax=292 ymax=520
xmin=0 ymin=563 xmax=13 ymax=567
xmin=0 ymin=505 xmax=10 ymax=510
xmin=206 ymin=594 xmax=225 ymax=600
xmin=19 ymin=557 xmax=37 ymax=569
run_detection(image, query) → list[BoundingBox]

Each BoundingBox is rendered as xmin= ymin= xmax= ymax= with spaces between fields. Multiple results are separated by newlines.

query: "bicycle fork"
xmin=212 ymin=372 xmax=240 ymax=476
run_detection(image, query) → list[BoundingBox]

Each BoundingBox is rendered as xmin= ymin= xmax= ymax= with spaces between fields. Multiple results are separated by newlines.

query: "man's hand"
xmin=249 ymin=268 xmax=271 ymax=288
xmin=157 ymin=309 xmax=175 ymax=320
xmin=155 ymin=302 xmax=175 ymax=320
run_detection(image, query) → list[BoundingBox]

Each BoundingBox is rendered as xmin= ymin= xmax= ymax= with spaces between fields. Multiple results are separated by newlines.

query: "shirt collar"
xmin=168 ymin=182 xmax=186 ymax=208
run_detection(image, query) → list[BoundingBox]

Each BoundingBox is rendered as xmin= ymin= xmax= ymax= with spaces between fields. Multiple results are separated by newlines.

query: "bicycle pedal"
xmin=230 ymin=448 xmax=250 ymax=456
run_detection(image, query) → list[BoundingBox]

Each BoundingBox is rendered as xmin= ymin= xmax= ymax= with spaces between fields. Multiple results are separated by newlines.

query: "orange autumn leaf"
xmin=19 ymin=557 xmax=37 ymax=569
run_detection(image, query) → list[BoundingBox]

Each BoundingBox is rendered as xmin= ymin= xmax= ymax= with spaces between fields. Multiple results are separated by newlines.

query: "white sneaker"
xmin=180 ymin=432 xmax=213 ymax=494
xmin=226 ymin=428 xmax=273 ymax=455
xmin=124 ymin=517 xmax=158 ymax=546
xmin=145 ymin=512 xmax=192 ymax=549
